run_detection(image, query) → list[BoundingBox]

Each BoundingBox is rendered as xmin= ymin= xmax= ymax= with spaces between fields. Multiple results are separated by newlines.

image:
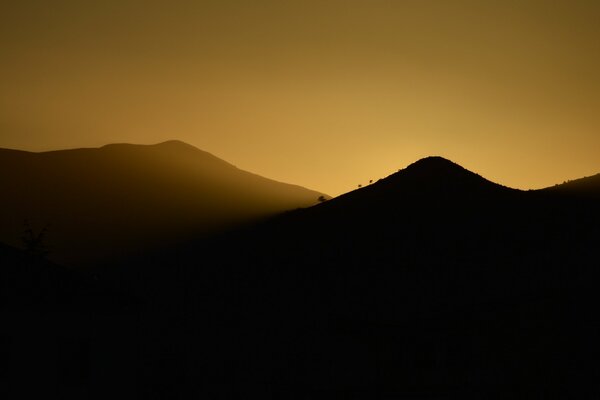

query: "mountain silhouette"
xmin=382 ymin=156 xmax=502 ymax=190
xmin=132 ymin=156 xmax=598 ymax=398
xmin=3 ymin=156 xmax=600 ymax=398
xmin=317 ymin=156 xmax=515 ymax=207
xmin=270 ymin=156 xmax=523 ymax=241
xmin=0 ymin=141 xmax=327 ymax=265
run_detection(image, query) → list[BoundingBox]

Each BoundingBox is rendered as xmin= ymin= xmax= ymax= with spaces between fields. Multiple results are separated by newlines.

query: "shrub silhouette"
xmin=21 ymin=220 xmax=49 ymax=258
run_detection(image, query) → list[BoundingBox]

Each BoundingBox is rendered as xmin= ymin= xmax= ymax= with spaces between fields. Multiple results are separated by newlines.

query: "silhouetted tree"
xmin=318 ymin=195 xmax=327 ymax=203
xmin=21 ymin=220 xmax=49 ymax=258
xmin=358 ymin=184 xmax=362 ymax=188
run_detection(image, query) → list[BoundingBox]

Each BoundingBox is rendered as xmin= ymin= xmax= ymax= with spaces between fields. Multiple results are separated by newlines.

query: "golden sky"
xmin=1 ymin=1 xmax=599 ymax=196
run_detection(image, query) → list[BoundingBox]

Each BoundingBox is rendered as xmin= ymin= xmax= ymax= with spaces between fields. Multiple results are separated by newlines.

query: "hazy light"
xmin=1 ymin=1 xmax=600 ymax=195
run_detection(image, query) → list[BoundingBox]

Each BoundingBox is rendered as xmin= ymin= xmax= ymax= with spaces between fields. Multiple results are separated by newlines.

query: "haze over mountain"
xmin=0 ymin=140 xmax=327 ymax=265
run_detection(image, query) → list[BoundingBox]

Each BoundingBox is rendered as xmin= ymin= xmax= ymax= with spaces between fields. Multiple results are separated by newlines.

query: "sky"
xmin=1 ymin=0 xmax=599 ymax=196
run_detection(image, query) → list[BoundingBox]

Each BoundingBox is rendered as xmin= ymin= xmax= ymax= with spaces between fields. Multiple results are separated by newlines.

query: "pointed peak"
xmin=373 ymin=156 xmax=506 ymax=194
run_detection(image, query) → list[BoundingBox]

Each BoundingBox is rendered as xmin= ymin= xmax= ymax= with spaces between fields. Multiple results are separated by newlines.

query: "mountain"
xmin=0 ymin=140 xmax=327 ymax=266
xmin=365 ymin=155 xmax=508 ymax=194
xmin=5 ymin=156 xmax=600 ymax=398
xmin=304 ymin=155 xmax=518 ymax=212
xmin=129 ymin=156 xmax=598 ymax=398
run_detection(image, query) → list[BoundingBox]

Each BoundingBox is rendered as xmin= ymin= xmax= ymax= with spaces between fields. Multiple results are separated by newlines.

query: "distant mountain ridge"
xmin=0 ymin=141 xmax=327 ymax=266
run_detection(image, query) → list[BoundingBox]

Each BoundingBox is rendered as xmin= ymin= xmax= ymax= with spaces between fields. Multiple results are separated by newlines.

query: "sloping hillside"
xmin=136 ymin=156 xmax=598 ymax=398
xmin=0 ymin=140 xmax=327 ymax=265
xmin=5 ymin=156 xmax=600 ymax=398
xmin=544 ymin=173 xmax=600 ymax=198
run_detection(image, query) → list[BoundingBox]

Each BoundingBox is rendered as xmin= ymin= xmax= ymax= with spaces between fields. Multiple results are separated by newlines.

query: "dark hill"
xmin=6 ymin=156 xmax=600 ymax=398
xmin=0 ymin=141 xmax=327 ymax=266
xmin=316 ymin=155 xmax=516 ymax=209
xmin=543 ymin=172 xmax=600 ymax=198
xmin=0 ymin=241 xmax=138 ymax=399
xmin=124 ymin=156 xmax=599 ymax=398
xmin=386 ymin=156 xmax=501 ymax=191
xmin=273 ymin=156 xmax=523 ymax=240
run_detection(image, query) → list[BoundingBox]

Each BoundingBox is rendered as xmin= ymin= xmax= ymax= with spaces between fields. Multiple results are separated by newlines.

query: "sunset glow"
xmin=2 ymin=1 xmax=599 ymax=195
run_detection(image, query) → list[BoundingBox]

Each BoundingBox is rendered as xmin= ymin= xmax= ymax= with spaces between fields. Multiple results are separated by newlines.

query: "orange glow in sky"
xmin=1 ymin=1 xmax=599 ymax=195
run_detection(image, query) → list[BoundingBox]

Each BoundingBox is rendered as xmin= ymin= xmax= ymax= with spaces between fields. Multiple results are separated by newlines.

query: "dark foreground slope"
xmin=3 ymin=157 xmax=600 ymax=399
xmin=0 ymin=243 xmax=136 ymax=399
xmin=0 ymin=141 xmax=326 ymax=266
xmin=163 ymin=157 xmax=600 ymax=398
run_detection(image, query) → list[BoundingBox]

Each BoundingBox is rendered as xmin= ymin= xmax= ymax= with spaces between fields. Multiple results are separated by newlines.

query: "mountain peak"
xmin=396 ymin=156 xmax=477 ymax=184
xmin=100 ymin=140 xmax=199 ymax=152
xmin=99 ymin=140 xmax=229 ymax=164
xmin=153 ymin=140 xmax=199 ymax=150
xmin=405 ymin=156 xmax=465 ymax=173
xmin=368 ymin=156 xmax=509 ymax=197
